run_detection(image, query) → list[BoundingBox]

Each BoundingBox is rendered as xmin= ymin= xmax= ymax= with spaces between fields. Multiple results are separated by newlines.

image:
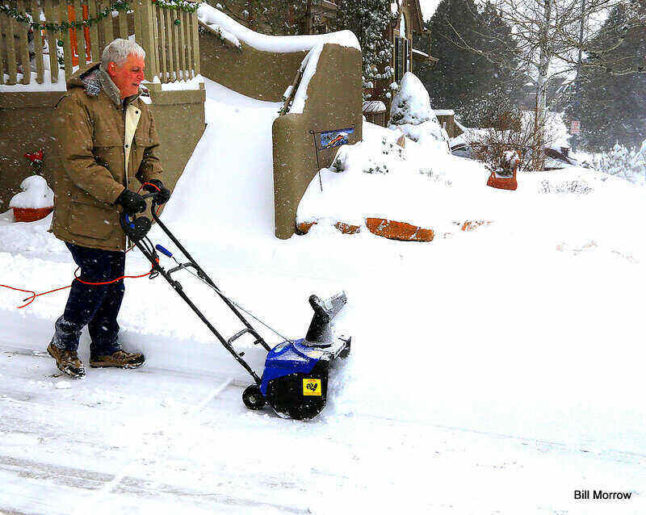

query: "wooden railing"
xmin=0 ymin=0 xmax=200 ymax=86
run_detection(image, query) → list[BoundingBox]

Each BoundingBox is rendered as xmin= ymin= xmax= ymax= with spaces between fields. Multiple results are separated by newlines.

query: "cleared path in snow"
xmin=162 ymin=78 xmax=282 ymax=237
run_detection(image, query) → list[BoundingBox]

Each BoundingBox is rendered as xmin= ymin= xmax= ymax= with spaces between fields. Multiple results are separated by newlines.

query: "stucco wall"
xmin=0 ymin=88 xmax=205 ymax=211
xmin=199 ymin=22 xmax=307 ymax=102
xmin=273 ymin=43 xmax=363 ymax=239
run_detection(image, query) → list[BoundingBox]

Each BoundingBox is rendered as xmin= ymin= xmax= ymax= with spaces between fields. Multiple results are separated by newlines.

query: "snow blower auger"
xmin=122 ymin=197 xmax=351 ymax=421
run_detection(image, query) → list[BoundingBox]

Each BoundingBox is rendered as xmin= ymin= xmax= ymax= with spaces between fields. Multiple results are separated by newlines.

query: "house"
xmin=206 ymin=0 xmax=438 ymax=125
xmin=365 ymin=0 xmax=438 ymax=123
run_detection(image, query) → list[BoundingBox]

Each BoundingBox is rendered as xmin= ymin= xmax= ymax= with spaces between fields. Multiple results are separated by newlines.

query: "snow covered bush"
xmin=465 ymin=109 xmax=572 ymax=172
xmin=388 ymin=72 xmax=448 ymax=147
xmin=592 ymin=141 xmax=646 ymax=185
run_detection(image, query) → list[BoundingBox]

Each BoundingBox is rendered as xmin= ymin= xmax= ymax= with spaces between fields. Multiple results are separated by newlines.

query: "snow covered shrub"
xmin=381 ymin=137 xmax=405 ymax=160
xmin=592 ymin=141 xmax=646 ymax=185
xmin=538 ymin=179 xmax=593 ymax=195
xmin=388 ymin=72 xmax=448 ymax=146
xmin=466 ymin=108 xmax=571 ymax=172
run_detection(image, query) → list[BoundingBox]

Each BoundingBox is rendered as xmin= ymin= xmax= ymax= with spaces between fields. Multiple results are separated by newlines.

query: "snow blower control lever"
xmin=123 ymin=199 xmax=351 ymax=420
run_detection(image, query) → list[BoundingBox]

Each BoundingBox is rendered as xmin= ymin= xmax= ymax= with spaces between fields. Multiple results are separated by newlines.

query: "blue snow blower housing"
xmin=123 ymin=196 xmax=350 ymax=421
xmin=243 ymin=293 xmax=351 ymax=420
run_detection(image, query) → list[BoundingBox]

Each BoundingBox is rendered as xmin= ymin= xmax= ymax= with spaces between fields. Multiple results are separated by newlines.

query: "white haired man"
xmin=48 ymin=39 xmax=171 ymax=378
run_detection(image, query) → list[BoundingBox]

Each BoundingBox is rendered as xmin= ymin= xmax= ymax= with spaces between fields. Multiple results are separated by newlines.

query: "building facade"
xmin=208 ymin=0 xmax=437 ymax=123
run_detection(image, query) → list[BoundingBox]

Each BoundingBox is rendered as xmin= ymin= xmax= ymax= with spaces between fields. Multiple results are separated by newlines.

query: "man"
xmin=48 ymin=39 xmax=171 ymax=379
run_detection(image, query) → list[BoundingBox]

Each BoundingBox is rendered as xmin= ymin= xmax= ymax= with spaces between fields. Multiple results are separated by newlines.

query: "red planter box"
xmin=13 ymin=207 xmax=53 ymax=223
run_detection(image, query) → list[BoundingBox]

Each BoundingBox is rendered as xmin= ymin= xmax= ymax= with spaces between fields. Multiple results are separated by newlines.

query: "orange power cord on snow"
xmin=1 ymin=183 xmax=163 ymax=310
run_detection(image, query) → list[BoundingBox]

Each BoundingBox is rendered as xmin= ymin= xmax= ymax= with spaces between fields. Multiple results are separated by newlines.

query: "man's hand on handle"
xmin=143 ymin=179 xmax=171 ymax=205
xmin=115 ymin=189 xmax=146 ymax=216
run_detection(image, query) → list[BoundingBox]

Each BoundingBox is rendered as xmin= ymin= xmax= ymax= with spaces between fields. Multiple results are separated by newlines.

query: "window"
xmin=394 ymin=37 xmax=410 ymax=83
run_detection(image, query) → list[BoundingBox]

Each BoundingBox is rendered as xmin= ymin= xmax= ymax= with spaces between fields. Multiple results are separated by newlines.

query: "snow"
xmin=0 ymin=69 xmax=66 ymax=92
xmin=363 ymin=101 xmax=387 ymax=113
xmin=160 ymin=75 xmax=204 ymax=91
xmin=9 ymin=176 xmax=54 ymax=209
xmin=197 ymin=3 xmax=360 ymax=53
xmin=290 ymin=44 xmax=324 ymax=114
xmin=1 ymin=77 xmax=646 ymax=514
xmin=389 ymin=72 xmax=448 ymax=146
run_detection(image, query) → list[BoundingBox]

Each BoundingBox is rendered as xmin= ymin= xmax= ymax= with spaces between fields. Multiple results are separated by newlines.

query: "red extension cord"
xmin=1 ymin=183 xmax=162 ymax=309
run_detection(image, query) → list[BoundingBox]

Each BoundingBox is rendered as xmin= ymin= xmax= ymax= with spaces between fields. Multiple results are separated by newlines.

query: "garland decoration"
xmin=0 ymin=0 xmax=130 ymax=32
xmin=0 ymin=0 xmax=198 ymax=32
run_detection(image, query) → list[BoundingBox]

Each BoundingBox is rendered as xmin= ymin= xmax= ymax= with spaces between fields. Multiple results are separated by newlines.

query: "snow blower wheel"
xmin=242 ymin=385 xmax=266 ymax=410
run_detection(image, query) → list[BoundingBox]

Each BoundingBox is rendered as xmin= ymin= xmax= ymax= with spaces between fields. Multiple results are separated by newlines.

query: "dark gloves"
xmin=143 ymin=179 xmax=171 ymax=205
xmin=115 ymin=189 xmax=146 ymax=216
xmin=122 ymin=216 xmax=152 ymax=241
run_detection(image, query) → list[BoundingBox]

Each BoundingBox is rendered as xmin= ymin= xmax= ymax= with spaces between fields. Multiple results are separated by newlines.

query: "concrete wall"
xmin=0 ymin=87 xmax=205 ymax=211
xmin=273 ymin=43 xmax=363 ymax=239
xmin=199 ymin=24 xmax=363 ymax=240
xmin=199 ymin=22 xmax=306 ymax=102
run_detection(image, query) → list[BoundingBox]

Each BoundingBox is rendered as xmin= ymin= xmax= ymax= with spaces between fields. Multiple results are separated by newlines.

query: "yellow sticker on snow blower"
xmin=303 ymin=378 xmax=322 ymax=396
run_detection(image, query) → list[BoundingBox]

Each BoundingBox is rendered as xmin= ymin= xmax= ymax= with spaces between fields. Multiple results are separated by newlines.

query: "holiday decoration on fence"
xmin=0 ymin=0 xmax=129 ymax=32
xmin=0 ymin=0 xmax=196 ymax=32
xmin=10 ymin=151 xmax=54 ymax=223
xmin=487 ymin=150 xmax=519 ymax=191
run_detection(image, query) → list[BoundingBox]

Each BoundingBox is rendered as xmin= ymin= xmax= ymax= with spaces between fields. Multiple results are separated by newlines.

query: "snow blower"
xmin=122 ymin=197 xmax=351 ymax=420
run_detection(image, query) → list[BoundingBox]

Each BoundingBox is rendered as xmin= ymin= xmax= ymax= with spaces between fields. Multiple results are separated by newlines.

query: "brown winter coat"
xmin=50 ymin=63 xmax=164 ymax=251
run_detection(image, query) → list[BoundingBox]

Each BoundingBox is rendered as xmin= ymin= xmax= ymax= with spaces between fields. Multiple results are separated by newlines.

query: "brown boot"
xmin=47 ymin=342 xmax=86 ymax=379
xmin=89 ymin=349 xmax=145 ymax=369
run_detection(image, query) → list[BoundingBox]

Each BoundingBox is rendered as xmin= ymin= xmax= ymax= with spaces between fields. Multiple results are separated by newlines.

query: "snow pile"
xmin=9 ymin=175 xmax=54 ymax=209
xmin=298 ymin=121 xmax=490 ymax=229
xmin=537 ymin=110 xmax=571 ymax=150
xmin=593 ymin=141 xmax=646 ymax=186
xmin=197 ymin=3 xmax=359 ymax=53
xmin=290 ymin=43 xmax=324 ymax=114
xmin=388 ymin=72 xmax=448 ymax=147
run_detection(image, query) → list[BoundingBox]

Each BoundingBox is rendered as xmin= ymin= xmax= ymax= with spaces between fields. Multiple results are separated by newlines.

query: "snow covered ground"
xmin=1 ymin=79 xmax=646 ymax=514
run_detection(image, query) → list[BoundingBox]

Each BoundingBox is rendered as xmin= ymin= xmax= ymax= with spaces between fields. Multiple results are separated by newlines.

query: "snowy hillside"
xmin=1 ymin=78 xmax=646 ymax=514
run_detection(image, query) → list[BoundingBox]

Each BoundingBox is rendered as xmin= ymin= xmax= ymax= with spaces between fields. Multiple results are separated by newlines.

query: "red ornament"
xmin=24 ymin=149 xmax=44 ymax=164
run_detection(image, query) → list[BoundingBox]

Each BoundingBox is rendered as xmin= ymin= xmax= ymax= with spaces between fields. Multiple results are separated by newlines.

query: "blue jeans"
xmin=52 ymin=243 xmax=126 ymax=356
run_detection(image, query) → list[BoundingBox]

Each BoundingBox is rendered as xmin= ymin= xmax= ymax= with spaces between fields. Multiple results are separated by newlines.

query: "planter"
xmin=365 ymin=218 xmax=434 ymax=242
xmin=487 ymin=171 xmax=518 ymax=191
xmin=12 ymin=206 xmax=53 ymax=223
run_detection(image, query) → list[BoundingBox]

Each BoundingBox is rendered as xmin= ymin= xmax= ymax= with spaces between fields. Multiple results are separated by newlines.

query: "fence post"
xmin=17 ymin=0 xmax=32 ymax=84
xmin=5 ymin=11 xmax=19 ymax=84
xmin=134 ymin=0 xmax=158 ymax=81
xmin=191 ymin=9 xmax=199 ymax=76
xmin=44 ymin=0 xmax=60 ymax=83
xmin=59 ymin=0 xmax=73 ymax=81
xmin=31 ymin=0 xmax=45 ymax=83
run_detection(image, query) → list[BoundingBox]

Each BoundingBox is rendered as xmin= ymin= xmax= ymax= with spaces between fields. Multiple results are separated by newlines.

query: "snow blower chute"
xmin=123 ymin=197 xmax=350 ymax=420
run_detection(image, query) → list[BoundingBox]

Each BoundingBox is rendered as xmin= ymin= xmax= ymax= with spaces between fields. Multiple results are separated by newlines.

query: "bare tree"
xmin=443 ymin=0 xmax=644 ymax=169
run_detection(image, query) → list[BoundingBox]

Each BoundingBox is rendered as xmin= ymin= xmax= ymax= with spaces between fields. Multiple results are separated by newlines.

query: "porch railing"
xmin=0 ymin=0 xmax=200 ymax=86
